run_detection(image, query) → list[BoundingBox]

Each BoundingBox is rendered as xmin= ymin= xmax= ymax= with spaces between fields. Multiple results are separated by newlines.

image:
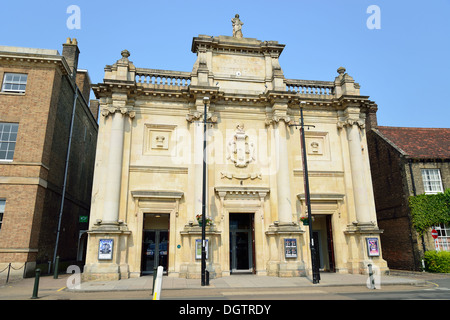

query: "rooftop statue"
xmin=231 ymin=14 xmax=244 ymax=38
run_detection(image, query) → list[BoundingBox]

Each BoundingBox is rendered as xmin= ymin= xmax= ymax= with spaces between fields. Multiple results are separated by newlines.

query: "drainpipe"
xmin=408 ymin=159 xmax=417 ymax=196
xmin=52 ymin=84 xmax=78 ymax=272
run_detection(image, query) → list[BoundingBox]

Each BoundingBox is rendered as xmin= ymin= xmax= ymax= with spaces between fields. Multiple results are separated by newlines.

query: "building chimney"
xmin=62 ymin=38 xmax=80 ymax=80
xmin=89 ymin=100 xmax=99 ymax=122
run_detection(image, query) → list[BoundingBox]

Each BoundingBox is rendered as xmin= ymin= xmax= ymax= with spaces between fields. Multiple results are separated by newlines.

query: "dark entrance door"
xmin=229 ymin=213 xmax=254 ymax=273
xmin=141 ymin=230 xmax=168 ymax=274
xmin=326 ymin=215 xmax=336 ymax=272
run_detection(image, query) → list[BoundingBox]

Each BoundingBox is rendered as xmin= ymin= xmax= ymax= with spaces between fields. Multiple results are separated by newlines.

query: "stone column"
xmin=186 ymin=97 xmax=217 ymax=221
xmin=274 ymin=118 xmax=292 ymax=223
xmin=100 ymin=101 xmax=135 ymax=227
xmin=193 ymin=117 xmax=204 ymax=219
xmin=102 ymin=112 xmax=125 ymax=224
xmin=339 ymin=108 xmax=372 ymax=225
xmin=83 ymin=50 xmax=136 ymax=281
xmin=264 ymin=99 xmax=305 ymax=277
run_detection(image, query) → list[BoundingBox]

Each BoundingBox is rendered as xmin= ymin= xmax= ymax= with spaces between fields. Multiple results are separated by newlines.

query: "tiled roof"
xmin=376 ymin=126 xmax=450 ymax=159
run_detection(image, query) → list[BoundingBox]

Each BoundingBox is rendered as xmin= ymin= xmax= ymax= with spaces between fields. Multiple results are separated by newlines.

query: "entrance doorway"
xmin=312 ymin=215 xmax=335 ymax=272
xmin=141 ymin=213 xmax=169 ymax=275
xmin=229 ymin=213 xmax=254 ymax=274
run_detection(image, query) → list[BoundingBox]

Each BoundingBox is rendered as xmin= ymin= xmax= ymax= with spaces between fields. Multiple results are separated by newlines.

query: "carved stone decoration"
xmin=186 ymin=111 xmax=218 ymax=123
xmin=231 ymin=14 xmax=244 ymax=38
xmin=101 ymin=106 xmax=136 ymax=119
xmin=337 ymin=118 xmax=365 ymax=130
xmin=265 ymin=114 xmax=294 ymax=126
xmin=227 ymin=123 xmax=255 ymax=168
xmin=310 ymin=141 xmax=320 ymax=153
xmin=220 ymin=172 xmax=262 ymax=180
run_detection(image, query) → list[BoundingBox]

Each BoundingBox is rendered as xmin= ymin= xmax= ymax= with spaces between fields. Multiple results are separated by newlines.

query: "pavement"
xmin=1 ymin=269 xmax=448 ymax=299
xmin=68 ymin=272 xmax=428 ymax=292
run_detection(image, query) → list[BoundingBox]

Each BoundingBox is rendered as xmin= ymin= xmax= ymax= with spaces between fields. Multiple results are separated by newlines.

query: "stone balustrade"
xmin=136 ymin=68 xmax=191 ymax=88
xmin=285 ymin=79 xmax=335 ymax=98
xmin=135 ymin=70 xmax=338 ymax=100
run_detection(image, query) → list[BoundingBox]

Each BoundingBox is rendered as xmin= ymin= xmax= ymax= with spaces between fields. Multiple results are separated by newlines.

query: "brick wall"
xmin=406 ymin=160 xmax=450 ymax=254
xmin=39 ymin=73 xmax=98 ymax=263
xmin=0 ymin=48 xmax=98 ymax=273
xmin=0 ymin=62 xmax=60 ymax=265
xmin=75 ymin=70 xmax=91 ymax=103
xmin=367 ymin=129 xmax=422 ymax=270
xmin=408 ymin=161 xmax=450 ymax=195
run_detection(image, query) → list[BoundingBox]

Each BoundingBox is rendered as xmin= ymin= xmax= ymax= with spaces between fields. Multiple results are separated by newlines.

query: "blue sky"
xmin=2 ymin=0 xmax=449 ymax=128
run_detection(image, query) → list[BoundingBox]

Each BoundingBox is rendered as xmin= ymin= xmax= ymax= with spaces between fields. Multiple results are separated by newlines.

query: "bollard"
xmin=53 ymin=256 xmax=59 ymax=279
xmin=152 ymin=266 xmax=163 ymax=300
xmin=31 ymin=268 xmax=41 ymax=299
xmin=152 ymin=267 xmax=157 ymax=295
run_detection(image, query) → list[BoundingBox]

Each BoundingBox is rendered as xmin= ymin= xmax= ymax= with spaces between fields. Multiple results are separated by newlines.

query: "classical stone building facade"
xmin=0 ymin=39 xmax=98 ymax=278
xmin=84 ymin=18 xmax=388 ymax=280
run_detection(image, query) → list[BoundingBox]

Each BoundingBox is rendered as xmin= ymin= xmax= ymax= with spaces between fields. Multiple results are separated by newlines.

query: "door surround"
xmin=215 ymin=186 xmax=269 ymax=276
xmin=131 ymin=190 xmax=183 ymax=277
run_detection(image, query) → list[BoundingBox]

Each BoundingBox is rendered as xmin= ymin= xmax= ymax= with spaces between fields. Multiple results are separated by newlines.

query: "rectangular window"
xmin=433 ymin=223 xmax=450 ymax=251
xmin=0 ymin=122 xmax=19 ymax=161
xmin=1 ymin=73 xmax=28 ymax=93
xmin=0 ymin=199 xmax=5 ymax=231
xmin=421 ymin=169 xmax=444 ymax=194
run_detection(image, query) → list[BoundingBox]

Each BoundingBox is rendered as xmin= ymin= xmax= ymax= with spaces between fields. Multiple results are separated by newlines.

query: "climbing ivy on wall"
xmin=409 ymin=189 xmax=450 ymax=236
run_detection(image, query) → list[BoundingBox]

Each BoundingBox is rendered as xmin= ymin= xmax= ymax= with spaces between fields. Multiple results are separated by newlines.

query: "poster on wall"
xmin=366 ymin=237 xmax=380 ymax=257
xmin=98 ymin=239 xmax=113 ymax=260
xmin=284 ymin=238 xmax=298 ymax=258
xmin=195 ymin=239 xmax=208 ymax=260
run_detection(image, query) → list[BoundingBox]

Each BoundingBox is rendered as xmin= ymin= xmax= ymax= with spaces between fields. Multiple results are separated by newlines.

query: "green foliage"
xmin=409 ymin=189 xmax=450 ymax=235
xmin=424 ymin=251 xmax=450 ymax=273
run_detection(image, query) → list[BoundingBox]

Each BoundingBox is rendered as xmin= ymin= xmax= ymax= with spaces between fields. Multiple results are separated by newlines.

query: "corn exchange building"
xmin=83 ymin=17 xmax=388 ymax=280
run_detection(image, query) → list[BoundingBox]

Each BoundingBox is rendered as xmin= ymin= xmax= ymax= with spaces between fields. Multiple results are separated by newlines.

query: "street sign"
xmin=431 ymin=229 xmax=438 ymax=239
xmin=79 ymin=216 xmax=88 ymax=223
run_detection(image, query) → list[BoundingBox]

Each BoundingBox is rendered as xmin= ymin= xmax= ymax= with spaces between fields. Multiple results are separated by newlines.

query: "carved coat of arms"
xmin=227 ymin=124 xmax=255 ymax=167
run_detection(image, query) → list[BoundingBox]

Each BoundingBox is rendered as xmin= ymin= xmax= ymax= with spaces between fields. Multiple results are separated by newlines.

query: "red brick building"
xmin=367 ymin=125 xmax=450 ymax=270
xmin=0 ymin=39 xmax=98 ymax=278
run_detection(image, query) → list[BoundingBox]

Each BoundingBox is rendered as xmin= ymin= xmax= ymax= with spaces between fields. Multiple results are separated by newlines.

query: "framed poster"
xmin=195 ymin=239 xmax=208 ymax=260
xmin=366 ymin=237 xmax=380 ymax=257
xmin=284 ymin=238 xmax=297 ymax=258
xmin=98 ymin=239 xmax=113 ymax=260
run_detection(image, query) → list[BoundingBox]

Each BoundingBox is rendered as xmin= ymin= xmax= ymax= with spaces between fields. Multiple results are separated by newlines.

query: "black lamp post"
xmin=201 ymin=96 xmax=209 ymax=286
xmin=298 ymin=101 xmax=320 ymax=284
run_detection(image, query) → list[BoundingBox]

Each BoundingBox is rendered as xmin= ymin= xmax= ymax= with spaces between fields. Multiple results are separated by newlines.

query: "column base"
xmin=265 ymin=222 xmax=306 ymax=277
xmin=179 ymin=263 xmax=222 ymax=279
xmin=267 ymin=261 xmax=306 ymax=277
xmin=82 ymin=222 xmax=131 ymax=281
xmin=82 ymin=263 xmax=121 ymax=281
xmin=344 ymin=223 xmax=389 ymax=275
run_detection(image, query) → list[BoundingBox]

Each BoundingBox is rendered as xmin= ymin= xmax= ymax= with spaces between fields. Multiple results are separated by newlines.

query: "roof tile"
xmin=376 ymin=126 xmax=450 ymax=159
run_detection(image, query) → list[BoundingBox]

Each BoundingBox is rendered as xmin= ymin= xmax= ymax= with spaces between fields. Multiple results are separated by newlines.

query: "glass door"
xmin=229 ymin=213 xmax=254 ymax=273
xmin=142 ymin=231 xmax=156 ymax=274
xmin=142 ymin=230 xmax=168 ymax=274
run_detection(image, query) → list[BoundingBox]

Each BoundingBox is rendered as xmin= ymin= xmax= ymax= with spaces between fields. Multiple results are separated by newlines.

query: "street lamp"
xmin=201 ymin=96 xmax=209 ymax=286
xmin=298 ymin=101 xmax=320 ymax=284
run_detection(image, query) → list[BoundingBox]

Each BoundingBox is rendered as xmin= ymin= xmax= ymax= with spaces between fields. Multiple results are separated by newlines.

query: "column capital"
xmin=337 ymin=118 xmax=365 ymax=130
xmin=185 ymin=111 xmax=218 ymax=123
xmin=265 ymin=114 xmax=294 ymax=126
xmin=101 ymin=106 xmax=136 ymax=119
